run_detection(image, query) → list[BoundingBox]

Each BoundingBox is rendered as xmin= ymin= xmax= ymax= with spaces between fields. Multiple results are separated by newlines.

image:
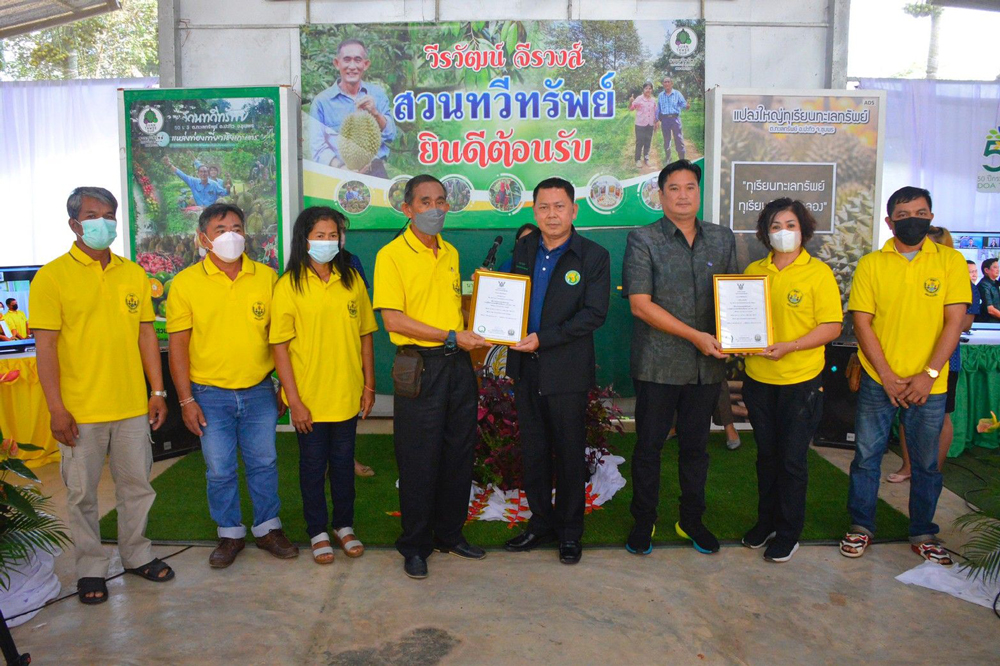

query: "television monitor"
xmin=0 ymin=266 xmax=40 ymax=355
xmin=952 ymin=232 xmax=1000 ymax=330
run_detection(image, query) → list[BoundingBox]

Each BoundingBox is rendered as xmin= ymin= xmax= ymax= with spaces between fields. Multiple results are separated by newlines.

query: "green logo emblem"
xmin=252 ymin=301 xmax=266 ymax=320
xmin=787 ymin=289 xmax=803 ymax=306
xmin=984 ymin=127 xmax=1000 ymax=173
xmin=924 ymin=278 xmax=941 ymax=296
xmin=124 ymin=292 xmax=140 ymax=314
xmin=565 ymin=270 xmax=581 ymax=286
xmin=347 ymin=299 xmax=358 ymax=318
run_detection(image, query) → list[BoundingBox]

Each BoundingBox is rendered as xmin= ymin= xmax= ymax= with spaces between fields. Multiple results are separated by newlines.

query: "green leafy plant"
xmin=0 ymin=438 xmax=71 ymax=590
xmin=953 ymin=413 xmax=1000 ymax=592
xmin=0 ymin=374 xmax=71 ymax=590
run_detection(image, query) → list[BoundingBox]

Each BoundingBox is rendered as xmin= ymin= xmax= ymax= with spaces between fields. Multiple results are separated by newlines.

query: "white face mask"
xmin=206 ymin=231 xmax=245 ymax=263
xmin=769 ymin=229 xmax=801 ymax=254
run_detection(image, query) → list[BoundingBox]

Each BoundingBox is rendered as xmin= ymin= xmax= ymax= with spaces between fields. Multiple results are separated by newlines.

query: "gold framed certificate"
xmin=469 ymin=270 xmax=531 ymax=346
xmin=714 ymin=274 xmax=773 ymax=354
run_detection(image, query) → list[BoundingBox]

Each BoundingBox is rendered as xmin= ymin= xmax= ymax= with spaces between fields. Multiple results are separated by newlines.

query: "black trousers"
xmin=393 ymin=350 xmax=477 ymax=558
xmin=631 ymin=380 xmax=720 ymax=527
xmin=742 ymin=374 xmax=824 ymax=542
xmin=634 ymin=125 xmax=655 ymax=161
xmin=514 ymin=356 xmax=588 ymax=542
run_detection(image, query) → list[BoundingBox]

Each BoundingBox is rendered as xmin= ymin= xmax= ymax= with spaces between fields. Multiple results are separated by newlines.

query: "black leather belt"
xmin=398 ymin=345 xmax=458 ymax=357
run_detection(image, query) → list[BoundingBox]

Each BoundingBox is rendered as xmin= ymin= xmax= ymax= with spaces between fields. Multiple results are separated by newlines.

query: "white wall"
xmin=164 ymin=0 xmax=840 ymax=92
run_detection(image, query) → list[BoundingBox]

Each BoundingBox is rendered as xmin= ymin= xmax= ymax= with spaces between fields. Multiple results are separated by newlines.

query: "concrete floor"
xmin=8 ymin=443 xmax=1000 ymax=664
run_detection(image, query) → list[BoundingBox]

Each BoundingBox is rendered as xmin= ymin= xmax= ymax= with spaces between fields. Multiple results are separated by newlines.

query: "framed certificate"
xmin=714 ymin=274 xmax=773 ymax=354
xmin=469 ymin=270 xmax=531 ymax=346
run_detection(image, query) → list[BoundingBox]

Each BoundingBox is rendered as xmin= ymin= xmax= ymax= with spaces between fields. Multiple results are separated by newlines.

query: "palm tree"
xmin=904 ymin=3 xmax=944 ymax=79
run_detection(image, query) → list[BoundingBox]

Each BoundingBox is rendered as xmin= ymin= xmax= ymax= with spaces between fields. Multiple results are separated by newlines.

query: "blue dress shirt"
xmin=174 ymin=169 xmax=228 ymax=207
xmin=528 ymin=237 xmax=572 ymax=335
xmin=657 ymin=89 xmax=688 ymax=115
xmin=308 ymin=80 xmax=396 ymax=165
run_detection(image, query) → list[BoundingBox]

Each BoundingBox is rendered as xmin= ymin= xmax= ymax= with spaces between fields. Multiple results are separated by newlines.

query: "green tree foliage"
xmin=903 ymin=2 xmax=944 ymax=79
xmin=0 ymin=0 xmax=157 ymax=80
xmin=544 ymin=21 xmax=646 ymax=103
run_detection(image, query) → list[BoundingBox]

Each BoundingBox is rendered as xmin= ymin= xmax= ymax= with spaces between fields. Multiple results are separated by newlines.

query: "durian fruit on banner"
xmin=338 ymin=111 xmax=381 ymax=171
xmin=233 ymin=190 xmax=277 ymax=235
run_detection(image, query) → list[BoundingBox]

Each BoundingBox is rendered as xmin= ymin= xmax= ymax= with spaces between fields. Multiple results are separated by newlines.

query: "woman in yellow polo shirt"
xmin=740 ymin=198 xmax=843 ymax=563
xmin=270 ymin=207 xmax=378 ymax=564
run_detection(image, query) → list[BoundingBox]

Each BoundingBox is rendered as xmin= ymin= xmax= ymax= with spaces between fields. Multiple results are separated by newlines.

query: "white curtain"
xmin=858 ymin=78 xmax=1000 ymax=240
xmin=0 ymin=77 xmax=158 ymax=266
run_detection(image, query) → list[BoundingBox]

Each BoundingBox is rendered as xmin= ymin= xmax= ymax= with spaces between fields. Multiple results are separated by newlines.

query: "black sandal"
xmin=77 ymin=577 xmax=108 ymax=605
xmin=125 ymin=557 xmax=175 ymax=582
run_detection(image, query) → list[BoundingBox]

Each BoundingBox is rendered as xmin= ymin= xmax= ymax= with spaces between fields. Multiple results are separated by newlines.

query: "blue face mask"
xmin=308 ymin=239 xmax=340 ymax=264
xmin=78 ymin=218 xmax=118 ymax=250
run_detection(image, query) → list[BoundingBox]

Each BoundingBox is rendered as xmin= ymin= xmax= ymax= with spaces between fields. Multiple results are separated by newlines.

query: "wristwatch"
xmin=151 ymin=390 xmax=168 ymax=398
xmin=445 ymin=330 xmax=458 ymax=352
xmin=924 ymin=366 xmax=940 ymax=379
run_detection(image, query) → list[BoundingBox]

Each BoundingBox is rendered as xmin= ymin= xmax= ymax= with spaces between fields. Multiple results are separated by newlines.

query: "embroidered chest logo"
xmin=565 ymin=270 xmax=581 ymax=286
xmin=787 ymin=289 xmax=803 ymax=307
xmin=452 ymin=276 xmax=461 ymax=295
xmin=347 ymin=299 xmax=358 ymax=318
xmin=924 ymin=278 xmax=941 ymax=296
xmin=124 ymin=292 xmax=140 ymax=314
xmin=252 ymin=301 xmax=266 ymax=320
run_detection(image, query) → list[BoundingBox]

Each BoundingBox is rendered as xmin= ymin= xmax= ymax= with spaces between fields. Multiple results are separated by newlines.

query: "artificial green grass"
xmin=101 ymin=432 xmax=910 ymax=546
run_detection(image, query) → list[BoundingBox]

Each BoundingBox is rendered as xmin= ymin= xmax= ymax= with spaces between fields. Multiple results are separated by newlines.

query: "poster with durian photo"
xmin=705 ymin=89 xmax=886 ymax=314
xmin=120 ymin=86 xmax=297 ymax=338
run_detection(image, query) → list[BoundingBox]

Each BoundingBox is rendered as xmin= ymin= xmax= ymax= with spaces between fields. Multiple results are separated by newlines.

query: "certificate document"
xmin=714 ymin=275 xmax=773 ymax=353
xmin=469 ymin=270 xmax=531 ymax=346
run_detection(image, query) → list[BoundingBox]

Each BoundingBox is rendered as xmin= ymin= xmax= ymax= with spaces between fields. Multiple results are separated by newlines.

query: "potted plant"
xmin=955 ymin=413 xmax=1000 ymax=615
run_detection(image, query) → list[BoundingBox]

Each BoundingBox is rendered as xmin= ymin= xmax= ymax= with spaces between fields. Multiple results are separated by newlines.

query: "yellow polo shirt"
xmin=166 ymin=254 xmax=277 ymax=389
xmin=270 ymin=268 xmax=378 ymax=422
xmin=372 ymin=226 xmax=464 ymax=347
xmin=2 ymin=310 xmax=28 ymax=338
xmin=744 ymin=250 xmax=843 ymax=385
xmin=29 ymin=244 xmax=153 ymax=423
xmin=848 ymin=239 xmax=971 ymax=394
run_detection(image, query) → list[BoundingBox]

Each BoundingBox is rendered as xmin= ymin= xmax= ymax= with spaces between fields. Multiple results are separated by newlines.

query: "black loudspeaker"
xmin=814 ymin=341 xmax=859 ymax=450
xmin=146 ymin=350 xmax=201 ymax=461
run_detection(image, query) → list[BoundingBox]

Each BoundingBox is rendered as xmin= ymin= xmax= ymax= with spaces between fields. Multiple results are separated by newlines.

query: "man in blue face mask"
xmin=31 ymin=187 xmax=174 ymax=604
xmin=372 ymin=174 xmax=490 ymax=580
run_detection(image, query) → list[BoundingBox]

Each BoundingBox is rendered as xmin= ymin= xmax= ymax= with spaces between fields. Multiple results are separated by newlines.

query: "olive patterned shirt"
xmin=622 ymin=217 xmax=739 ymax=385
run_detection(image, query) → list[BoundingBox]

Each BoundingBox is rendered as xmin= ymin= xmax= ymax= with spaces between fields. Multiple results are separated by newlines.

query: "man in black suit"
xmin=504 ymin=177 xmax=611 ymax=564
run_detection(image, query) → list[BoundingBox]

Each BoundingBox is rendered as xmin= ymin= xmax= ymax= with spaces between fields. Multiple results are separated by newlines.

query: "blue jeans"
xmin=297 ymin=418 xmax=358 ymax=539
xmin=192 ymin=377 xmax=281 ymax=540
xmin=848 ymin=372 xmax=946 ymax=543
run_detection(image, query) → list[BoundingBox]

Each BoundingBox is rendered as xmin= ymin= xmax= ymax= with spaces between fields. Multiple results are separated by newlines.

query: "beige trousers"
xmin=59 ymin=414 xmax=155 ymax=578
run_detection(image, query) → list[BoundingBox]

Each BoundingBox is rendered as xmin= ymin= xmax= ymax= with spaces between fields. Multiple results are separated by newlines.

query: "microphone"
xmin=482 ymin=235 xmax=503 ymax=270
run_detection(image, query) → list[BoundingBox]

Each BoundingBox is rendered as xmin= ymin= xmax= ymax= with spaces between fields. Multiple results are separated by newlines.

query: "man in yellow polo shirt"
xmin=3 ymin=298 xmax=29 ymax=339
xmin=842 ymin=186 xmax=971 ymax=566
xmin=167 ymin=202 xmax=296 ymax=568
xmin=373 ymin=174 xmax=489 ymax=580
xmin=31 ymin=186 xmax=173 ymax=605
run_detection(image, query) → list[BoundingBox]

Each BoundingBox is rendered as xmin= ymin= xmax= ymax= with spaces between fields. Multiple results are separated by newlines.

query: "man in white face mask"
xmin=166 ymin=203 xmax=297 ymax=568
xmin=31 ymin=186 xmax=173 ymax=604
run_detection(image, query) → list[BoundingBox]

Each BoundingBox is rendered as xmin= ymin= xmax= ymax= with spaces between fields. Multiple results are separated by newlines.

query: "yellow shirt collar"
xmin=402 ymin=226 xmax=447 ymax=256
xmin=880 ymin=237 xmax=939 ymax=255
xmin=762 ymin=249 xmax=812 ymax=272
xmin=69 ymin=243 xmax=123 ymax=268
xmin=202 ymin=253 xmax=255 ymax=277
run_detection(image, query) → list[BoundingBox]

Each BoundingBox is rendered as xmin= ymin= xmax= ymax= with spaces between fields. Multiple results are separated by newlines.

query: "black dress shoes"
xmin=505 ymin=531 xmax=557 ymax=552
xmin=434 ymin=540 xmax=487 ymax=560
xmin=403 ymin=555 xmax=428 ymax=579
xmin=559 ymin=541 xmax=582 ymax=565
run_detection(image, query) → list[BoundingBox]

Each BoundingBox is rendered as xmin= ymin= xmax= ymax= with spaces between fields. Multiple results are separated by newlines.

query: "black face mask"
xmin=9 ymin=304 xmax=17 ymax=311
xmin=893 ymin=216 xmax=931 ymax=247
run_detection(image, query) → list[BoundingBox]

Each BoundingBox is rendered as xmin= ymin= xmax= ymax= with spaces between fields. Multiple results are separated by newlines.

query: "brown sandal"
xmin=310 ymin=532 xmax=335 ymax=565
xmin=334 ymin=527 xmax=364 ymax=558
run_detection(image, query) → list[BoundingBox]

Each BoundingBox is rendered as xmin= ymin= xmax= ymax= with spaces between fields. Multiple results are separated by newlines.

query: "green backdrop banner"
xmin=301 ymin=20 xmax=705 ymax=229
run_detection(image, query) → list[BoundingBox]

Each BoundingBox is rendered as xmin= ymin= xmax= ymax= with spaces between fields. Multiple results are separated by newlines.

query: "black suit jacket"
xmin=505 ymin=229 xmax=611 ymax=395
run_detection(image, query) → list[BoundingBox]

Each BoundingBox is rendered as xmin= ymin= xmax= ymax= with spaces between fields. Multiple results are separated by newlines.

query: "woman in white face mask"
xmin=739 ymin=198 xmax=844 ymax=563
xmin=269 ymin=207 xmax=378 ymax=564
